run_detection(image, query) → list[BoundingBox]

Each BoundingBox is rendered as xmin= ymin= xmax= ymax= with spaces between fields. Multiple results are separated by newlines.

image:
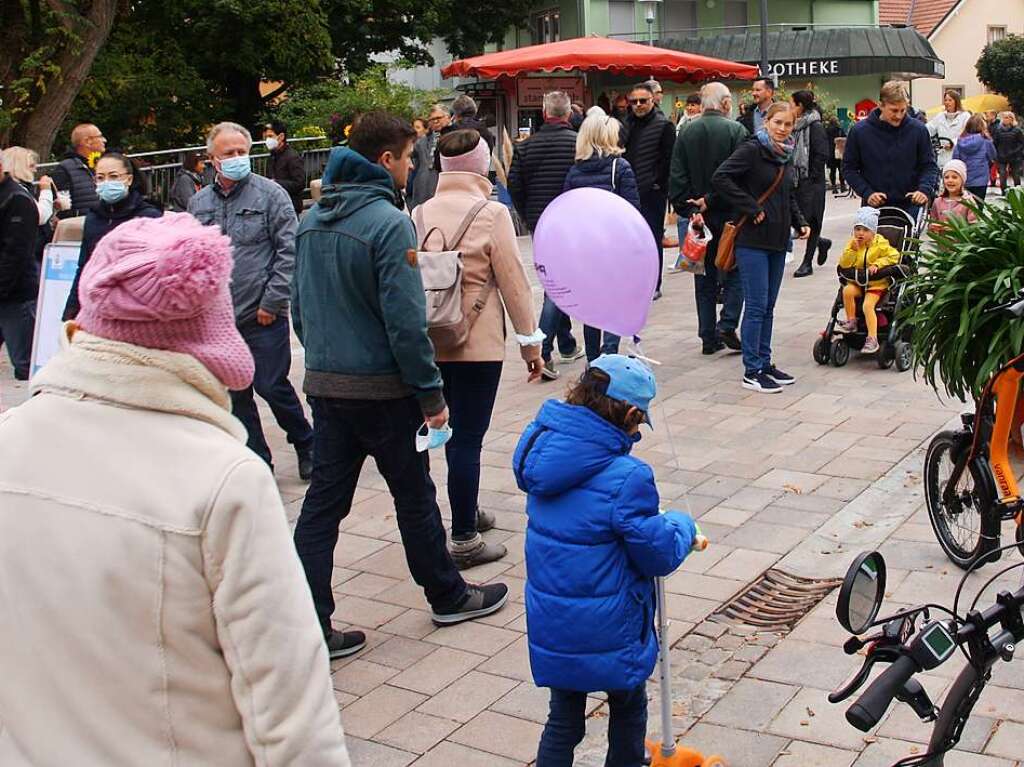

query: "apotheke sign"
xmin=766 ymin=59 xmax=841 ymax=78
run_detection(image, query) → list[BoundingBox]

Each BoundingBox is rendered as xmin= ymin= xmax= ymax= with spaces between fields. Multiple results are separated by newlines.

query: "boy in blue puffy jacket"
xmin=513 ymin=354 xmax=697 ymax=767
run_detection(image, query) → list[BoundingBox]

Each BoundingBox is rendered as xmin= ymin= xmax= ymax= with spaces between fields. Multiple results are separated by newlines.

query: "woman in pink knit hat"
xmin=0 ymin=213 xmax=351 ymax=766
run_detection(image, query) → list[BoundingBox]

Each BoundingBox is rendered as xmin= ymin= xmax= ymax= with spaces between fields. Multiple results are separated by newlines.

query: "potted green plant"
xmin=902 ymin=188 xmax=1024 ymax=401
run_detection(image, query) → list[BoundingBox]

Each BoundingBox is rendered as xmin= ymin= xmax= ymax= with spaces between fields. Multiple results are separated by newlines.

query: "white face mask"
xmin=265 ymin=137 xmax=279 ymax=151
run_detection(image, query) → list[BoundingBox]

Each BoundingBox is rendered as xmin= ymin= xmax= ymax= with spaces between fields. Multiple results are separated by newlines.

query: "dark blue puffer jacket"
xmin=514 ymin=400 xmax=696 ymax=692
xmin=562 ymin=155 xmax=642 ymax=210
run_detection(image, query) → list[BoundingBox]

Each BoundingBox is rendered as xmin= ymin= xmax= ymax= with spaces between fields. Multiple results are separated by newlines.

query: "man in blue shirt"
xmin=739 ymin=78 xmax=775 ymax=134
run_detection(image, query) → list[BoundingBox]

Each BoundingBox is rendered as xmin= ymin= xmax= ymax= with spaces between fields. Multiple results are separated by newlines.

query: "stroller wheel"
xmin=894 ymin=340 xmax=913 ymax=372
xmin=830 ymin=338 xmax=850 ymax=367
xmin=877 ymin=341 xmax=896 ymax=369
xmin=813 ymin=336 xmax=830 ymax=365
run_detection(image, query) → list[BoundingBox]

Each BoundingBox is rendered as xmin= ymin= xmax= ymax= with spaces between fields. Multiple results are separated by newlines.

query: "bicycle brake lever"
xmin=844 ymin=633 xmax=884 ymax=654
xmin=829 ymin=644 xmax=901 ymax=704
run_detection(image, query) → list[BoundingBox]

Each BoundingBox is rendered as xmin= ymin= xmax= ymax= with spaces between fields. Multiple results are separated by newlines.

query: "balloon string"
xmin=630 ymin=335 xmax=662 ymax=366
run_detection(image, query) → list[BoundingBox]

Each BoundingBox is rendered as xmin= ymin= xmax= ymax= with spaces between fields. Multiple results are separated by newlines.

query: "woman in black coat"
xmin=712 ymin=102 xmax=810 ymax=395
xmin=790 ymin=91 xmax=831 ymax=277
xmin=63 ymin=153 xmax=162 ymax=319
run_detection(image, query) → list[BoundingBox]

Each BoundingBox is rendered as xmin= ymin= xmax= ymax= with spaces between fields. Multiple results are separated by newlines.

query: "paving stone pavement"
xmin=3 ymin=193 xmax=1023 ymax=765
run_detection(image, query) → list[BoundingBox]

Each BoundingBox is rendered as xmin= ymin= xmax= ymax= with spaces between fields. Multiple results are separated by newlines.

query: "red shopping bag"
xmin=681 ymin=222 xmax=713 ymax=262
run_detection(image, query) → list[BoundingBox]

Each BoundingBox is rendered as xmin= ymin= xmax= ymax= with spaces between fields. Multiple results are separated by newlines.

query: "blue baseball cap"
xmin=589 ymin=354 xmax=657 ymax=427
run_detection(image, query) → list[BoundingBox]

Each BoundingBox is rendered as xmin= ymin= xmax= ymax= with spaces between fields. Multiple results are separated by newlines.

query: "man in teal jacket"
xmin=292 ymin=114 xmax=509 ymax=659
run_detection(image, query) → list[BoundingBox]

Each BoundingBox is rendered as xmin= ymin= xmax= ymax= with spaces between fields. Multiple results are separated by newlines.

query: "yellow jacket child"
xmin=839 ymin=232 xmax=901 ymax=291
xmin=835 ymin=207 xmax=902 ymax=355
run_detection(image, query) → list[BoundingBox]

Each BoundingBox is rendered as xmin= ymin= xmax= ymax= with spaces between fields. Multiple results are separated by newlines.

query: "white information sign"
xmin=30 ymin=241 xmax=81 ymax=377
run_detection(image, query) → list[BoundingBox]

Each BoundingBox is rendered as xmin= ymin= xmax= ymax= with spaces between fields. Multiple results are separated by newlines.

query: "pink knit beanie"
xmin=439 ymin=133 xmax=491 ymax=176
xmin=75 ymin=213 xmax=255 ymax=390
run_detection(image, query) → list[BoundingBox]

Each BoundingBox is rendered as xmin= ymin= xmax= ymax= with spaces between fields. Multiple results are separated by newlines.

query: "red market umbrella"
xmin=442 ymin=36 xmax=759 ymax=83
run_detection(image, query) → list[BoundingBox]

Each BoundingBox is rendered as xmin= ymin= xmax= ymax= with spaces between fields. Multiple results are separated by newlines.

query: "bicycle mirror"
xmin=836 ymin=551 xmax=887 ymax=634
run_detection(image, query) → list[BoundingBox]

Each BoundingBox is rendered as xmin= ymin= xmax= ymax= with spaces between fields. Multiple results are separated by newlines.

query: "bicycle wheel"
xmin=1016 ymin=518 xmax=1024 ymax=558
xmin=924 ymin=431 xmax=990 ymax=569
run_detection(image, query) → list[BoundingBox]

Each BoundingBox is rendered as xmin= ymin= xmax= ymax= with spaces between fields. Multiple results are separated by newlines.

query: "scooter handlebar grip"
xmin=846 ymin=654 xmax=917 ymax=732
xmin=692 ymin=535 xmax=709 ymax=551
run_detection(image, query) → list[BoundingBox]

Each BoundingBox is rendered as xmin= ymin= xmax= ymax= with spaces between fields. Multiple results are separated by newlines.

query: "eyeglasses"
xmin=629 ymin=98 xmax=650 ymax=106
xmin=428 ymin=115 xmax=447 ymax=123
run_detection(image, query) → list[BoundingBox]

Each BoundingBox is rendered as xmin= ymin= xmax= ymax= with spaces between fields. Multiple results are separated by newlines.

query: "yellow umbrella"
xmin=926 ymin=93 xmax=1011 ymax=117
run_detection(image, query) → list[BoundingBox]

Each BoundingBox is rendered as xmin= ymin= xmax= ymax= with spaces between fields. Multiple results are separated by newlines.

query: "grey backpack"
xmin=413 ymin=200 xmax=494 ymax=351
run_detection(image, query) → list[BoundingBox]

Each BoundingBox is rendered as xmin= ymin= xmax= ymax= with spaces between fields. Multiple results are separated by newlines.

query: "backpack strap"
xmin=449 ymin=199 xmax=489 ymax=250
xmin=414 ymin=204 xmax=448 ymax=250
xmin=455 ymin=199 xmax=494 ymax=329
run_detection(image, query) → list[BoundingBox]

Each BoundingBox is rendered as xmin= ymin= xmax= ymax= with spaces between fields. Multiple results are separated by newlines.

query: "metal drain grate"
xmin=711 ymin=569 xmax=842 ymax=632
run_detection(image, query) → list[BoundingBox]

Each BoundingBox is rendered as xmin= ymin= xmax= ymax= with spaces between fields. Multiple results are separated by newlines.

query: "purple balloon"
xmin=532 ymin=188 xmax=658 ymax=337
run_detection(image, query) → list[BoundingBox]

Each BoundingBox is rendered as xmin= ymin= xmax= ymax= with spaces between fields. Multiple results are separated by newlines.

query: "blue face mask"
xmin=416 ymin=423 xmax=452 ymax=452
xmin=96 ymin=180 xmax=128 ymax=204
xmin=219 ymin=155 xmax=251 ymax=181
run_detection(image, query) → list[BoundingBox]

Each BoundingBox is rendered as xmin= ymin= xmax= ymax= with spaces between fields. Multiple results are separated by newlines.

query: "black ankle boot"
xmin=817 ymin=238 xmax=832 ymax=266
xmin=793 ymin=259 xmax=813 ymax=278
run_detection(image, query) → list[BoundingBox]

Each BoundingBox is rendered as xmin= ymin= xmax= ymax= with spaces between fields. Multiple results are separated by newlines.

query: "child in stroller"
xmin=813 ymin=206 xmax=920 ymax=370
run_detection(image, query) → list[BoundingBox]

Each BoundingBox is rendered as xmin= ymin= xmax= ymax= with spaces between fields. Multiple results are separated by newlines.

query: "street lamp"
xmin=759 ymin=0 xmax=770 ymax=83
xmin=637 ymin=0 xmax=661 ymax=46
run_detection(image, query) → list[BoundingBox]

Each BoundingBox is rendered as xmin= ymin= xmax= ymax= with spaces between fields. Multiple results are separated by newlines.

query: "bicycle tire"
xmin=923 ymin=663 xmax=986 ymax=766
xmin=1016 ymin=519 xmax=1024 ymax=558
xmin=924 ymin=431 xmax=990 ymax=569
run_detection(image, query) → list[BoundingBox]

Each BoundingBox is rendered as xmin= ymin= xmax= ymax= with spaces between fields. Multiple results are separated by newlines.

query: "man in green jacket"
xmin=669 ymin=82 xmax=748 ymax=355
xmin=291 ymin=114 xmax=509 ymax=660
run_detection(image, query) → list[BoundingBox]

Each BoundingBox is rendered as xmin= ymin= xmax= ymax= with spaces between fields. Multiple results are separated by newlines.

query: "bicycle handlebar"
xmin=846 ymin=654 xmax=919 ymax=731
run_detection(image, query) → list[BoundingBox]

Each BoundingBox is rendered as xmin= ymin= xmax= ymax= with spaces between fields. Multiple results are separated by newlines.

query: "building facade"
xmin=881 ymin=0 xmax=1024 ymax=110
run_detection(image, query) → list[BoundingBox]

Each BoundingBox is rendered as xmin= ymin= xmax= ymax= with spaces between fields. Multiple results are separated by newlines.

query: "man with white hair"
xmin=51 ymin=122 xmax=106 ymax=217
xmin=509 ymin=90 xmax=582 ymax=380
xmin=669 ymin=82 xmax=748 ymax=355
xmin=189 ymin=121 xmax=314 ymax=479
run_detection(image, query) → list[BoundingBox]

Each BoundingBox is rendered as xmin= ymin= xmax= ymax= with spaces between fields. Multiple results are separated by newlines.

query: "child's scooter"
xmin=646 ymin=531 xmax=726 ymax=767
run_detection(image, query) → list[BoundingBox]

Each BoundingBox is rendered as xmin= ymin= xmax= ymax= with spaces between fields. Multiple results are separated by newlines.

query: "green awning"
xmin=661 ymin=26 xmax=944 ymax=80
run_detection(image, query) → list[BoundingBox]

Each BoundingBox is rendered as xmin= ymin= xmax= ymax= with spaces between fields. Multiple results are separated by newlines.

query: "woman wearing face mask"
xmin=712 ymin=102 xmax=810 ymax=395
xmin=63 ymin=152 xmax=162 ymax=320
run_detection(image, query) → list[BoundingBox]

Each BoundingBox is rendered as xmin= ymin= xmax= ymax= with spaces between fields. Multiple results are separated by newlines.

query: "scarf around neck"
xmin=792 ymin=110 xmax=821 ymax=180
xmin=756 ymin=128 xmax=795 ymax=165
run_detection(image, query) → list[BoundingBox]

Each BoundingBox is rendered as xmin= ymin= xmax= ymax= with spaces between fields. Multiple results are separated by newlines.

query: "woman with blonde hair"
xmin=1 ymin=145 xmax=66 ymax=228
xmin=562 ymin=108 xmax=641 ymax=361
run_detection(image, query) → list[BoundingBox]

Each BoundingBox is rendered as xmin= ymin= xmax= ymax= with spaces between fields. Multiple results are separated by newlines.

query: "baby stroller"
xmin=812 ymin=206 xmax=926 ymax=371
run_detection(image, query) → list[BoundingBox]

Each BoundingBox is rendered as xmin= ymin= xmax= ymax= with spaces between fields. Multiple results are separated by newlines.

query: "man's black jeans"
xmin=293 ymin=395 xmax=467 ymax=635
xmin=231 ymin=315 xmax=313 ymax=467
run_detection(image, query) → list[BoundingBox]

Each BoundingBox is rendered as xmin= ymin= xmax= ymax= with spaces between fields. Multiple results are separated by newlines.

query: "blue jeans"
xmin=735 ymin=246 xmax=786 ymax=376
xmin=536 ymin=684 xmax=648 ymax=767
xmin=438 ymin=360 xmax=503 ymax=539
xmin=0 ymin=300 xmax=36 ymax=380
xmin=583 ymin=326 xmax=621 ymax=362
xmin=294 ymin=396 xmax=467 ymax=635
xmin=540 ymin=293 xmax=577 ymax=362
xmin=230 ymin=316 xmax=313 ymax=467
xmin=681 ymin=216 xmax=742 ymax=347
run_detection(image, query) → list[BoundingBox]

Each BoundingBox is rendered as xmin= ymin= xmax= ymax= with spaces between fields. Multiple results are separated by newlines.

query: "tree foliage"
xmin=0 ymin=0 xmax=120 ymax=156
xmin=273 ymin=68 xmax=445 ymax=145
xmin=976 ymin=35 xmax=1024 ymax=114
xmin=4 ymin=0 xmax=537 ymax=158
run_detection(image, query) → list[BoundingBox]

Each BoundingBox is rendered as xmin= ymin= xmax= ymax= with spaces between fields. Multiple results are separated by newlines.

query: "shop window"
xmin=609 ymin=1 xmax=636 ymax=36
xmin=987 ymin=26 xmax=1007 ymax=44
xmin=664 ymin=0 xmax=698 ymax=32
xmin=532 ymin=10 xmax=560 ymax=44
xmin=724 ymin=0 xmax=748 ymax=28
xmin=945 ymin=85 xmax=965 ymax=98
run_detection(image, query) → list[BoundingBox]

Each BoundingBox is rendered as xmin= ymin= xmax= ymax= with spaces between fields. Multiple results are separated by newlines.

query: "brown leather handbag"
xmin=715 ymin=166 xmax=786 ymax=272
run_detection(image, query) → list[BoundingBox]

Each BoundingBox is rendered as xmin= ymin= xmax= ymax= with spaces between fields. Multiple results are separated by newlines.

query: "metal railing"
xmin=609 ymin=22 xmax=902 ymax=43
xmin=37 ymin=136 xmax=332 ymax=208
